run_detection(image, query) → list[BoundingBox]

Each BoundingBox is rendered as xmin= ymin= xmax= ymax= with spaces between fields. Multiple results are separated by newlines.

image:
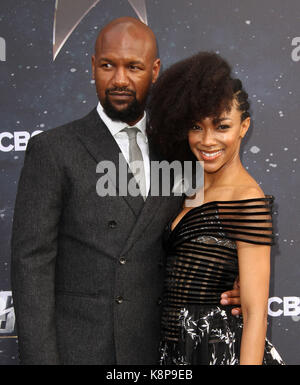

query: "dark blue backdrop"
xmin=0 ymin=0 xmax=299 ymax=364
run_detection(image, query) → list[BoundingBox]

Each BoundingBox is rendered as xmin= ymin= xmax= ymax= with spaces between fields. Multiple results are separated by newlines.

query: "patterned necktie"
xmin=122 ymin=126 xmax=146 ymax=200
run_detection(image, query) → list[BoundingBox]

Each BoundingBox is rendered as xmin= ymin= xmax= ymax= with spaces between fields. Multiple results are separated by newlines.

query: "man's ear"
xmin=152 ymin=58 xmax=161 ymax=84
xmin=91 ymin=55 xmax=96 ymax=80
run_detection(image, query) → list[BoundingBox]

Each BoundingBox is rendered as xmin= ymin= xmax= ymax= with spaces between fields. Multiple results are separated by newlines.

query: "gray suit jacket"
xmin=11 ymin=108 xmax=183 ymax=365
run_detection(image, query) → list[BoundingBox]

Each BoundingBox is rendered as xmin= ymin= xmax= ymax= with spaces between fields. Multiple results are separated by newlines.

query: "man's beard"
xmin=103 ymin=88 xmax=146 ymax=123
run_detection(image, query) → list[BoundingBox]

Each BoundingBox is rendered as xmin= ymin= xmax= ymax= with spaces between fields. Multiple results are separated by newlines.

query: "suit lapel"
xmin=76 ymin=108 xmax=182 ymax=256
xmin=76 ymin=108 xmax=144 ymax=217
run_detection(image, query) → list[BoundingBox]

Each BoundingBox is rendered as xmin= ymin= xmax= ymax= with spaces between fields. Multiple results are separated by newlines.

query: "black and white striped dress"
xmin=159 ymin=196 xmax=285 ymax=365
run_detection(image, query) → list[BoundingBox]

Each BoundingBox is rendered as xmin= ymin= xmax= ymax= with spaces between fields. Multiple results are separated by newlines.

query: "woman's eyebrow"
xmin=213 ymin=117 xmax=232 ymax=124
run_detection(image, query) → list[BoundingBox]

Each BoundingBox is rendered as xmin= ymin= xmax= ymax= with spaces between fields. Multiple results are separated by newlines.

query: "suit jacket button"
xmin=157 ymin=297 xmax=162 ymax=306
xmin=108 ymin=220 xmax=117 ymax=229
xmin=119 ymin=257 xmax=126 ymax=265
xmin=116 ymin=296 xmax=123 ymax=304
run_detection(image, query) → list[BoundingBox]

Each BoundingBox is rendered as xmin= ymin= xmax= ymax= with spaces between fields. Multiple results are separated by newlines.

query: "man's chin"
xmin=102 ymin=98 xmax=144 ymax=123
xmin=108 ymin=95 xmax=134 ymax=105
xmin=109 ymin=102 xmax=130 ymax=110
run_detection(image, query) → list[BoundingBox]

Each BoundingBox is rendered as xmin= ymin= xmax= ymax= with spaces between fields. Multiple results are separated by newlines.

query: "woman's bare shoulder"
xmin=230 ymin=183 xmax=265 ymax=201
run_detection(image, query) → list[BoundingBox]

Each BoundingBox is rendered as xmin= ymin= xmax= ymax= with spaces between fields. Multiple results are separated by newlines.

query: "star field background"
xmin=0 ymin=0 xmax=299 ymax=364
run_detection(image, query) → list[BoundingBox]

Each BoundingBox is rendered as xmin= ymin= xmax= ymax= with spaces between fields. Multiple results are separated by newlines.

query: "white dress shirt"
xmin=97 ymin=102 xmax=150 ymax=197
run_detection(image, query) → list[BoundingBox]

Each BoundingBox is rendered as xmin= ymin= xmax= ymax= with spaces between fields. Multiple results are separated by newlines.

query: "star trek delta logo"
xmin=53 ymin=0 xmax=148 ymax=60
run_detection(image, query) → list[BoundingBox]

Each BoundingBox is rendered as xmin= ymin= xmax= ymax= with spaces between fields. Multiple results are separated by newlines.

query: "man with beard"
xmin=11 ymin=17 xmax=241 ymax=365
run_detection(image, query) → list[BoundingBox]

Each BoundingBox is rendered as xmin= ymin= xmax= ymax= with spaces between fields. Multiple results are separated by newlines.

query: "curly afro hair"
xmin=147 ymin=52 xmax=250 ymax=161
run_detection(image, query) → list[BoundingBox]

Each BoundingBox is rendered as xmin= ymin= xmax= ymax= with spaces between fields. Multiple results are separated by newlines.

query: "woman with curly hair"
xmin=147 ymin=52 xmax=284 ymax=365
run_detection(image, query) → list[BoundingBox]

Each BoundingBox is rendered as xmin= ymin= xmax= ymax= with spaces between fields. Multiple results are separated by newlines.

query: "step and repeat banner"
xmin=0 ymin=0 xmax=299 ymax=365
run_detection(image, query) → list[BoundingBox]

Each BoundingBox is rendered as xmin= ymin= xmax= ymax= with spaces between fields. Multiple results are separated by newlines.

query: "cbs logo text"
xmin=0 ymin=291 xmax=15 ymax=334
xmin=291 ymin=37 xmax=300 ymax=62
xmin=0 ymin=131 xmax=43 ymax=152
xmin=0 ymin=37 xmax=5 ymax=62
xmin=268 ymin=296 xmax=300 ymax=317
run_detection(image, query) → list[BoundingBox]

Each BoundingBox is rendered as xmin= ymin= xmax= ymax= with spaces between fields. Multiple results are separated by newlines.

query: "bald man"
xmin=11 ymin=17 xmax=240 ymax=365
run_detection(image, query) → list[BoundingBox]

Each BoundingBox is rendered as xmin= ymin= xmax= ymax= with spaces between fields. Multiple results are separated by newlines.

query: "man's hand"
xmin=220 ymin=277 xmax=242 ymax=316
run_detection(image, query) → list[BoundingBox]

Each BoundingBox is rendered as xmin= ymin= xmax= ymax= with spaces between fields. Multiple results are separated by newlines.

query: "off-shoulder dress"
xmin=159 ymin=196 xmax=285 ymax=365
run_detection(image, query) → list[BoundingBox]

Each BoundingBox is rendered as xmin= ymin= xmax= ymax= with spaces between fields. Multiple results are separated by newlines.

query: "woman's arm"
xmin=237 ymin=241 xmax=270 ymax=365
